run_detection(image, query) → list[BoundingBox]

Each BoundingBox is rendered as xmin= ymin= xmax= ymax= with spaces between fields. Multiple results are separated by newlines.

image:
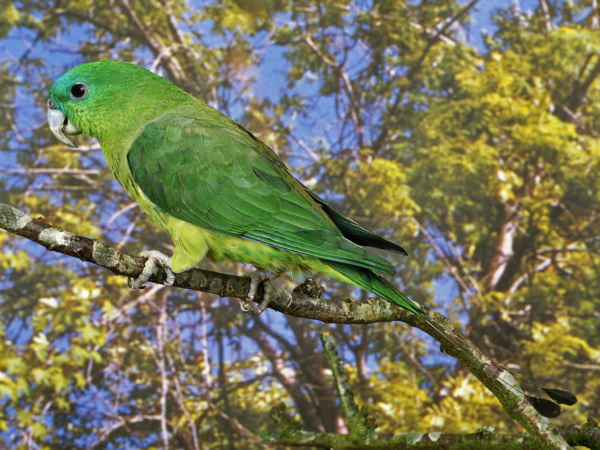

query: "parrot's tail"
xmin=322 ymin=260 xmax=577 ymax=418
xmin=323 ymin=260 xmax=425 ymax=316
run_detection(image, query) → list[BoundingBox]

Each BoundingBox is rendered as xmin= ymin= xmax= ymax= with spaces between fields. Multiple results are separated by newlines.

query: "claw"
xmin=240 ymin=271 xmax=277 ymax=315
xmin=128 ymin=250 xmax=175 ymax=289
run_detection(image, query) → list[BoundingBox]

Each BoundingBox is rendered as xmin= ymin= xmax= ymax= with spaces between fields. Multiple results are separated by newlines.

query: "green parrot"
xmin=47 ymin=61 xmax=576 ymax=417
xmin=47 ymin=61 xmax=422 ymax=317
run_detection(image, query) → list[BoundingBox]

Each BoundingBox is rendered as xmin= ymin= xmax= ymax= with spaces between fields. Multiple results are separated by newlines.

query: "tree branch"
xmin=262 ymin=335 xmax=600 ymax=448
xmin=372 ymin=0 xmax=482 ymax=153
xmin=0 ymin=202 xmax=576 ymax=448
xmin=539 ymin=0 xmax=555 ymax=33
xmin=116 ymin=0 xmax=186 ymax=83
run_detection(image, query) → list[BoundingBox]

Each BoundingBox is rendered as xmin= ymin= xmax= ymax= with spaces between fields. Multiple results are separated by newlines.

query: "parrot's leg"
xmin=128 ymin=250 xmax=176 ymax=289
xmin=240 ymin=271 xmax=278 ymax=316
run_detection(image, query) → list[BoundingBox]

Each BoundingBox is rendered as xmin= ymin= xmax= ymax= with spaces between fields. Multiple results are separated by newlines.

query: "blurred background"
xmin=0 ymin=0 xmax=599 ymax=448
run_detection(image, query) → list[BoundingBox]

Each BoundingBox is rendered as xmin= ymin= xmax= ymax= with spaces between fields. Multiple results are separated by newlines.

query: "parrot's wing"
xmin=298 ymin=182 xmax=408 ymax=255
xmin=127 ymin=111 xmax=395 ymax=275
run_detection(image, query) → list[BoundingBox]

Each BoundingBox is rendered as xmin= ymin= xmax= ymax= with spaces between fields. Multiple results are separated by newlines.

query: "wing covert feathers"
xmin=127 ymin=106 xmax=404 ymax=276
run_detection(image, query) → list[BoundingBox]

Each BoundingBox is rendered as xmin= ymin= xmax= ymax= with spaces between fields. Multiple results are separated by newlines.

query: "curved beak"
xmin=47 ymin=99 xmax=81 ymax=148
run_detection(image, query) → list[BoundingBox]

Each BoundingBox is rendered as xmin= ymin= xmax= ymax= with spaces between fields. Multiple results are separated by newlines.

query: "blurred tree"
xmin=0 ymin=0 xmax=598 ymax=448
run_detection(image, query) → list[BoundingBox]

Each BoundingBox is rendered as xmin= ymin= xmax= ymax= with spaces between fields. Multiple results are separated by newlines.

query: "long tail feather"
xmin=322 ymin=260 xmax=577 ymax=418
xmin=323 ymin=260 xmax=423 ymax=316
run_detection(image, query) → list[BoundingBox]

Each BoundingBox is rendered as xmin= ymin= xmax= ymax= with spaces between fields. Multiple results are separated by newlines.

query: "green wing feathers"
xmin=299 ymin=182 xmax=408 ymax=255
xmin=127 ymin=108 xmax=398 ymax=276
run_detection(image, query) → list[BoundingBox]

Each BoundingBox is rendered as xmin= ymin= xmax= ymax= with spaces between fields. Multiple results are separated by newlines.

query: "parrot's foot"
xmin=128 ymin=250 xmax=175 ymax=289
xmin=240 ymin=271 xmax=278 ymax=316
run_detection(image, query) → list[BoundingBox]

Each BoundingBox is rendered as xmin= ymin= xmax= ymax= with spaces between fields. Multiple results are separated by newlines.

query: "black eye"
xmin=69 ymin=82 xmax=88 ymax=100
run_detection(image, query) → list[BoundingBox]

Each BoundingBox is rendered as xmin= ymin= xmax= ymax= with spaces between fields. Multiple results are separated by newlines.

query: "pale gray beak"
xmin=47 ymin=99 xmax=81 ymax=148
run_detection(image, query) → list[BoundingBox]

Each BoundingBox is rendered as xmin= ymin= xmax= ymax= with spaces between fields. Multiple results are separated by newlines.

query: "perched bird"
xmin=47 ymin=61 xmax=418 ymax=316
xmin=47 ymin=61 xmax=575 ymax=416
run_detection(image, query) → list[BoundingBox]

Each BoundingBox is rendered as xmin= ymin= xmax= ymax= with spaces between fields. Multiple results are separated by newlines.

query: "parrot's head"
xmin=47 ymin=61 xmax=191 ymax=147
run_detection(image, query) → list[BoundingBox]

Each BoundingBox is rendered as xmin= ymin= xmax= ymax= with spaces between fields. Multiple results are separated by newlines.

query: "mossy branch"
xmin=261 ymin=334 xmax=600 ymax=450
xmin=0 ymin=202 xmax=589 ymax=449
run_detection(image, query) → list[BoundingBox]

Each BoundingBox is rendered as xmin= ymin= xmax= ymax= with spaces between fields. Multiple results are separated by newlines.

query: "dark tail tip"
xmin=525 ymin=395 xmax=562 ymax=418
xmin=542 ymin=388 xmax=578 ymax=406
xmin=524 ymin=388 xmax=577 ymax=418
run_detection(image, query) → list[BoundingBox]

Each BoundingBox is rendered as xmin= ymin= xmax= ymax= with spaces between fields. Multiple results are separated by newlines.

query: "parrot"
xmin=47 ymin=61 xmax=575 ymax=416
xmin=47 ymin=61 xmax=418 ymax=316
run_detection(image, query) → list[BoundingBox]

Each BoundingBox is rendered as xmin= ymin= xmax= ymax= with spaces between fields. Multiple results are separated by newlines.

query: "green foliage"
xmin=1 ymin=0 xmax=599 ymax=447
